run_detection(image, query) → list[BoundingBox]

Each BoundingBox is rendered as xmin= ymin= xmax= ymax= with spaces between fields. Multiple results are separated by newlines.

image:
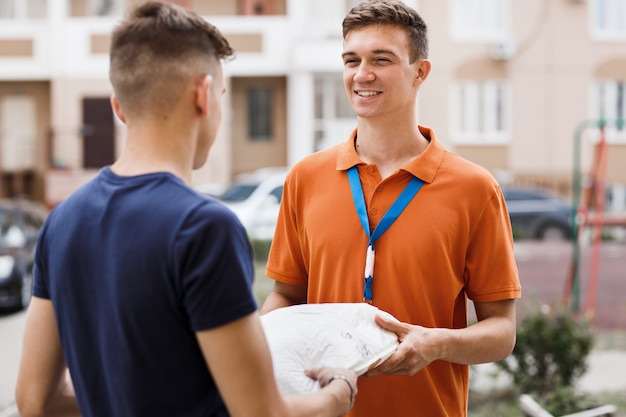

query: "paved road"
xmin=514 ymin=240 xmax=626 ymax=329
xmin=0 ymin=309 xmax=25 ymax=415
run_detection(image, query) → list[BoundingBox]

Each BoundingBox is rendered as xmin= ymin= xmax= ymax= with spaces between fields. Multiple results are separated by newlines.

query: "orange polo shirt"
xmin=266 ymin=126 xmax=521 ymax=417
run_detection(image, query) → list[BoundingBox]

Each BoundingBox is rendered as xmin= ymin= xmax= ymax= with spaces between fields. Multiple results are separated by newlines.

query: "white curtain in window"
xmin=314 ymin=73 xmax=355 ymax=151
xmin=0 ymin=0 xmax=15 ymax=18
xmin=451 ymin=80 xmax=509 ymax=143
xmin=1 ymin=96 xmax=37 ymax=171
xmin=592 ymin=0 xmax=626 ymax=38
xmin=26 ymin=0 xmax=47 ymax=18
xmin=0 ymin=0 xmax=47 ymax=18
xmin=463 ymin=82 xmax=480 ymax=133
xmin=450 ymin=0 xmax=509 ymax=41
xmin=594 ymin=80 xmax=626 ymax=140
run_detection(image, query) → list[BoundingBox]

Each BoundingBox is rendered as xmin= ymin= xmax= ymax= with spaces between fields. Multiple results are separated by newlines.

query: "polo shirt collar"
xmin=336 ymin=125 xmax=444 ymax=184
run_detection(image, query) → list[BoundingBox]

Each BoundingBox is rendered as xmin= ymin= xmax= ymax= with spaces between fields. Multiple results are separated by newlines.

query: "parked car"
xmin=215 ymin=167 xmax=287 ymax=241
xmin=0 ymin=199 xmax=48 ymax=310
xmin=501 ymin=187 xmax=572 ymax=240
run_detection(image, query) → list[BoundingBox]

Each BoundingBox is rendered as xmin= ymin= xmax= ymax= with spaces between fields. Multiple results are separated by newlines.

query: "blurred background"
xmin=1 ymin=1 xmax=626 ymax=415
xmin=0 ymin=0 xmax=624 ymax=211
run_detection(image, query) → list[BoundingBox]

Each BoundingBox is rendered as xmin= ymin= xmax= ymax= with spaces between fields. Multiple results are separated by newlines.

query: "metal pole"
xmin=568 ymin=118 xmax=624 ymax=313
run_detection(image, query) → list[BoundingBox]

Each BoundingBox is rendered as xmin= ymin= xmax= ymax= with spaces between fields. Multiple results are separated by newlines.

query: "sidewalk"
xmin=472 ymin=349 xmax=626 ymax=394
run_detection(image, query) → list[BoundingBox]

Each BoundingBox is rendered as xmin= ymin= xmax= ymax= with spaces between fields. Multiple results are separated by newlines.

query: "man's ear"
xmin=414 ymin=59 xmax=432 ymax=84
xmin=196 ymin=75 xmax=213 ymax=117
xmin=110 ymin=94 xmax=126 ymax=124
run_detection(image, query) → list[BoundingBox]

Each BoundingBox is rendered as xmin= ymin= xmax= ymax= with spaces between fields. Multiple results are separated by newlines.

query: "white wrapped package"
xmin=260 ymin=303 xmax=400 ymax=395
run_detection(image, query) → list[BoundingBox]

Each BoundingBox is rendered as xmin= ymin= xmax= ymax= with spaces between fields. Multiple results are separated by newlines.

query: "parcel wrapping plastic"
xmin=260 ymin=303 xmax=400 ymax=395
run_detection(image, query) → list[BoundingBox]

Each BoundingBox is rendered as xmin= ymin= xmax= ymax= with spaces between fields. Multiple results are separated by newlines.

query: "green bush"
xmin=250 ymin=238 xmax=273 ymax=261
xmin=496 ymin=303 xmax=595 ymax=414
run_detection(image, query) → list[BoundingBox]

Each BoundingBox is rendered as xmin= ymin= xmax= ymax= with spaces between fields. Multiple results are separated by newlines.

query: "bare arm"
xmin=15 ymin=297 xmax=81 ymax=417
xmin=259 ymin=281 xmax=307 ymax=314
xmin=365 ymin=299 xmax=517 ymax=377
xmin=196 ymin=311 xmax=356 ymax=417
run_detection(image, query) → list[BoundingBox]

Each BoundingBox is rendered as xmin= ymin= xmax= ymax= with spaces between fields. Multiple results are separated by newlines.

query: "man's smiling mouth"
xmin=356 ymin=91 xmax=381 ymax=97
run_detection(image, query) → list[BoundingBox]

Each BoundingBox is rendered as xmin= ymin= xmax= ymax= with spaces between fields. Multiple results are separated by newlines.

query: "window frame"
xmin=449 ymin=0 xmax=511 ymax=43
xmin=313 ymin=73 xmax=356 ymax=151
xmin=0 ymin=0 xmax=47 ymax=19
xmin=246 ymin=85 xmax=274 ymax=142
xmin=590 ymin=0 xmax=626 ymax=40
xmin=449 ymin=79 xmax=512 ymax=145
xmin=590 ymin=79 xmax=626 ymax=143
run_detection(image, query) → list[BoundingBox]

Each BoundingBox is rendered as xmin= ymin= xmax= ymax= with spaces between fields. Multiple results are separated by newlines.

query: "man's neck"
xmin=354 ymin=119 xmax=429 ymax=179
xmin=110 ymin=120 xmax=195 ymax=185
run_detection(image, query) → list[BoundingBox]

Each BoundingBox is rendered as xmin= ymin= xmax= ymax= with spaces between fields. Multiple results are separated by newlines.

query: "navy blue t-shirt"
xmin=33 ymin=168 xmax=258 ymax=417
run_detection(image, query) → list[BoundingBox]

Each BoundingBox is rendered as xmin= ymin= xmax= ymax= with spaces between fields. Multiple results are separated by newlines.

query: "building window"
xmin=450 ymin=80 xmax=510 ymax=143
xmin=591 ymin=0 xmax=626 ymax=39
xmin=449 ymin=0 xmax=510 ymax=42
xmin=247 ymin=86 xmax=273 ymax=141
xmin=69 ymin=0 xmax=123 ymax=17
xmin=345 ymin=0 xmax=361 ymax=12
xmin=0 ymin=0 xmax=46 ymax=19
xmin=240 ymin=0 xmax=273 ymax=15
xmin=592 ymin=80 xmax=626 ymax=141
xmin=314 ymin=73 xmax=355 ymax=151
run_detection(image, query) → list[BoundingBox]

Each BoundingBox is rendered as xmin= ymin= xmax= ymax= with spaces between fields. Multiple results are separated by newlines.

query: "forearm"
xmin=432 ymin=314 xmax=516 ymax=365
xmin=283 ymin=379 xmax=353 ymax=417
xmin=18 ymin=370 xmax=80 ymax=417
xmin=259 ymin=281 xmax=306 ymax=314
xmin=259 ymin=291 xmax=293 ymax=314
xmin=42 ymin=376 xmax=81 ymax=417
xmin=16 ymin=298 xmax=80 ymax=417
xmin=367 ymin=299 xmax=517 ymax=376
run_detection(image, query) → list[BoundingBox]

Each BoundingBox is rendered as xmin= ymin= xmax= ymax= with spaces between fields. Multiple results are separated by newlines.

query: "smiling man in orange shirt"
xmin=261 ymin=1 xmax=521 ymax=416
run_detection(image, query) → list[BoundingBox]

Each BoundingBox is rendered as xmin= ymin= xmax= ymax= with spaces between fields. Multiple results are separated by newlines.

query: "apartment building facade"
xmin=0 ymin=0 xmax=624 ymax=210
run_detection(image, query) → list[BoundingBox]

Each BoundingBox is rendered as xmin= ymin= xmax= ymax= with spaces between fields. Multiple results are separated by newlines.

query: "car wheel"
xmin=537 ymin=223 xmax=570 ymax=241
xmin=20 ymin=269 xmax=33 ymax=310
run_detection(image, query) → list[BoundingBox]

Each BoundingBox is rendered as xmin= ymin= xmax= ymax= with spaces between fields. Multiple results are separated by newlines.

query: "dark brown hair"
xmin=342 ymin=0 xmax=428 ymax=63
xmin=109 ymin=1 xmax=234 ymax=117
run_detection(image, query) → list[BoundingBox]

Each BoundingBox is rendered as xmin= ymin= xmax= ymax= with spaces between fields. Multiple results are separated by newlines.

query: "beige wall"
xmin=455 ymin=145 xmax=508 ymax=173
xmin=0 ymin=39 xmax=33 ymax=57
xmin=606 ymin=145 xmax=626 ymax=183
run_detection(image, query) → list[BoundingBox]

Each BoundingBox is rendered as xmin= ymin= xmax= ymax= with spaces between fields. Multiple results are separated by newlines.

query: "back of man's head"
xmin=109 ymin=1 xmax=234 ymax=119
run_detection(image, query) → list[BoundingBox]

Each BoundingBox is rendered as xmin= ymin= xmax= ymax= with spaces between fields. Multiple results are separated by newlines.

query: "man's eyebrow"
xmin=372 ymin=49 xmax=399 ymax=57
xmin=341 ymin=49 xmax=399 ymax=59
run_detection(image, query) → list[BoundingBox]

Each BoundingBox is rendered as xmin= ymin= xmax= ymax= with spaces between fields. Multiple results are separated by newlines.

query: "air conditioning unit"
xmin=489 ymin=40 xmax=517 ymax=61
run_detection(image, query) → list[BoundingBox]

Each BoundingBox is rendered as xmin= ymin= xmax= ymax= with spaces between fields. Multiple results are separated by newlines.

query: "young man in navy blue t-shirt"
xmin=15 ymin=3 xmax=356 ymax=417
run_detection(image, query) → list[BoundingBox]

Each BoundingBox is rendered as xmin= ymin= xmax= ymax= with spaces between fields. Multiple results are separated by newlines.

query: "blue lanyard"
xmin=347 ymin=166 xmax=425 ymax=302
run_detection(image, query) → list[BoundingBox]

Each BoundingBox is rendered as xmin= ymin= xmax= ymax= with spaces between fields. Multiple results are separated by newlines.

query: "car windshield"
xmin=219 ymin=183 xmax=259 ymax=203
